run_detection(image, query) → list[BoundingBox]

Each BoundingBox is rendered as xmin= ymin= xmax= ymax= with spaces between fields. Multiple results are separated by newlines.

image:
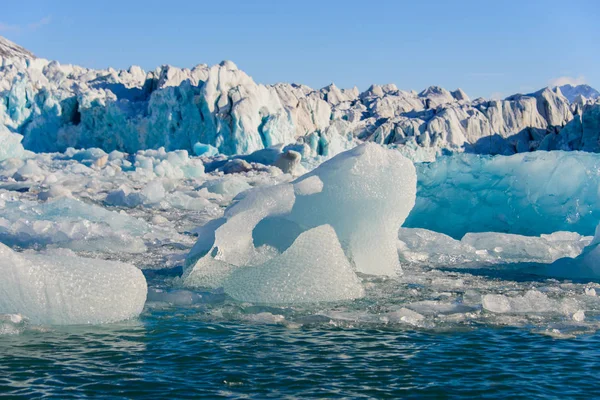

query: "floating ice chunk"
xmin=141 ymin=180 xmax=166 ymax=205
xmin=223 ymin=225 xmax=364 ymax=304
xmin=383 ymin=307 xmax=426 ymax=326
xmin=398 ymin=228 xmax=477 ymax=266
xmin=0 ymin=126 xmax=25 ymax=161
xmin=397 ymin=227 xmax=591 ymax=267
xmin=288 ymin=143 xmax=417 ymax=276
xmin=193 ymin=143 xmax=218 ymax=157
xmin=462 ymin=231 xmax=590 ymax=264
xmin=534 ymin=223 xmax=600 ymax=279
xmin=166 ymin=192 xmax=220 ymax=212
xmin=13 ymin=159 xmax=45 ymax=182
xmin=37 ymin=185 xmax=73 ymax=201
xmin=0 ymin=243 xmax=147 ymax=325
xmin=482 ymin=290 xmax=578 ymax=315
xmin=105 ymin=185 xmax=144 ymax=208
xmin=201 ymin=176 xmax=252 ymax=199
xmin=185 ymin=143 xmax=417 ymax=291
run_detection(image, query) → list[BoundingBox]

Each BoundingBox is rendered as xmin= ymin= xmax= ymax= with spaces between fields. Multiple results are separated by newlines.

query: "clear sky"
xmin=2 ymin=0 xmax=598 ymax=99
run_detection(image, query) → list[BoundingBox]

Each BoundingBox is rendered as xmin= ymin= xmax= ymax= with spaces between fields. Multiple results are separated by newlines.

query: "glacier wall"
xmin=1 ymin=55 xmax=597 ymax=157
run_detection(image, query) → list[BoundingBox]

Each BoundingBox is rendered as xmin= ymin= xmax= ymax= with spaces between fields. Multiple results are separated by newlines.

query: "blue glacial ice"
xmin=4 ymin=55 xmax=597 ymax=160
xmin=406 ymin=151 xmax=600 ymax=238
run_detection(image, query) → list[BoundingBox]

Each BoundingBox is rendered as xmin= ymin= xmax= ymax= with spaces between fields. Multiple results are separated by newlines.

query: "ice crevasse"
xmin=183 ymin=143 xmax=417 ymax=303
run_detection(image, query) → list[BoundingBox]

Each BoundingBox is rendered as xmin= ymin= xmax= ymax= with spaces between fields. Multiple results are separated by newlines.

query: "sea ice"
xmin=184 ymin=143 xmax=417 ymax=295
xmin=0 ymin=196 xmax=149 ymax=253
xmin=0 ymin=244 xmax=147 ymax=325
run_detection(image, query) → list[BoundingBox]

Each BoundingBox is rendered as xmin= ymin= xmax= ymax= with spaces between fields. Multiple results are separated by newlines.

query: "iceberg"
xmin=0 ymin=244 xmax=147 ymax=325
xmin=407 ymin=151 xmax=600 ymax=238
xmin=184 ymin=143 xmax=417 ymax=298
xmin=0 ymin=125 xmax=25 ymax=161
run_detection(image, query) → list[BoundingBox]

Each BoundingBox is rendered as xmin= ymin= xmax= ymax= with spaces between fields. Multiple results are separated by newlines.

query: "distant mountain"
xmin=558 ymin=84 xmax=600 ymax=103
xmin=0 ymin=36 xmax=35 ymax=59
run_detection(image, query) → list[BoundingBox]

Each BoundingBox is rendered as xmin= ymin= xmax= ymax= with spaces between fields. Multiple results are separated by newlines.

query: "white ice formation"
xmin=0 ymin=244 xmax=147 ymax=325
xmin=183 ymin=143 xmax=416 ymax=302
xmin=1 ymin=35 xmax=598 ymax=161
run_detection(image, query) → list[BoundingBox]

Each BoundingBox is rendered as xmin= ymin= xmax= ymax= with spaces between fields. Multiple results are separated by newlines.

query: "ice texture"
xmin=224 ymin=225 xmax=365 ymax=304
xmin=288 ymin=143 xmax=416 ymax=276
xmin=184 ymin=143 xmax=417 ymax=296
xmin=0 ymin=125 xmax=26 ymax=161
xmin=0 ymin=244 xmax=147 ymax=325
xmin=0 ymin=197 xmax=149 ymax=253
xmin=0 ymin=49 xmax=589 ymax=159
xmin=407 ymin=151 xmax=600 ymax=238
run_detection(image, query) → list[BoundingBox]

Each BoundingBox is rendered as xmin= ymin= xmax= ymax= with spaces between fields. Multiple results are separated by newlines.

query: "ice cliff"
xmin=1 ymin=35 xmax=598 ymax=158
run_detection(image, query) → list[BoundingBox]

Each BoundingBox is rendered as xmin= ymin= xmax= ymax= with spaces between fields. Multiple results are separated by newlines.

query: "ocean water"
xmin=2 ymin=264 xmax=600 ymax=399
xmin=2 ymin=311 xmax=600 ymax=398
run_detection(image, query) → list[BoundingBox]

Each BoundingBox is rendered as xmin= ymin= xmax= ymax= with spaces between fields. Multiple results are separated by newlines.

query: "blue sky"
xmin=2 ymin=0 xmax=598 ymax=98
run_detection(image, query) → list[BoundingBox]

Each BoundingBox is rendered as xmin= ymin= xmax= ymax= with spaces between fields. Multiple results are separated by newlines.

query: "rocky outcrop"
xmin=0 ymin=36 xmax=35 ymax=60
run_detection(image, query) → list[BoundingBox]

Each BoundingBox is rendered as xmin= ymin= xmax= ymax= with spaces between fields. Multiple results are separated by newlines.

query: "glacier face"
xmin=0 ymin=44 xmax=597 ymax=158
